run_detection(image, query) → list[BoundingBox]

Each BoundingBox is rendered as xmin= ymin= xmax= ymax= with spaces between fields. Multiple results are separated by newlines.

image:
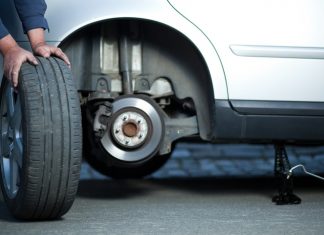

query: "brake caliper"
xmin=93 ymin=101 xmax=113 ymax=138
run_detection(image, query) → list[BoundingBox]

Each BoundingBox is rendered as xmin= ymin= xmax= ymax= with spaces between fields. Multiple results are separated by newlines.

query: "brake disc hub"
xmin=112 ymin=111 xmax=149 ymax=148
xmin=100 ymin=95 xmax=164 ymax=162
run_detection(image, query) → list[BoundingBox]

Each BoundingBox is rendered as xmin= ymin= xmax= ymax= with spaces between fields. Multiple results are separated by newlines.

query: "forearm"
xmin=27 ymin=28 xmax=46 ymax=51
xmin=27 ymin=28 xmax=71 ymax=66
xmin=0 ymin=34 xmax=18 ymax=56
xmin=0 ymin=28 xmax=44 ymax=57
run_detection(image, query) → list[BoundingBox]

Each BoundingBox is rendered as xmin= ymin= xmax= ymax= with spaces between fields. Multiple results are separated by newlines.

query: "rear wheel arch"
xmin=60 ymin=18 xmax=217 ymax=140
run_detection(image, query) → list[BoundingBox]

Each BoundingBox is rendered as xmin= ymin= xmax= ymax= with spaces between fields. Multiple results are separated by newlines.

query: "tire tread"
xmin=0 ymin=57 xmax=82 ymax=220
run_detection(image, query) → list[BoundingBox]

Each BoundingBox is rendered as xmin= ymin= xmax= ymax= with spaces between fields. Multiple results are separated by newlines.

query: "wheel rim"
xmin=0 ymin=82 xmax=22 ymax=199
xmin=100 ymin=96 xmax=163 ymax=162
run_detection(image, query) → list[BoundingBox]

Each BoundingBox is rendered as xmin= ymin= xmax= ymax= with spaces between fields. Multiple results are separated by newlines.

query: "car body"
xmin=1 ymin=0 xmax=324 ymax=177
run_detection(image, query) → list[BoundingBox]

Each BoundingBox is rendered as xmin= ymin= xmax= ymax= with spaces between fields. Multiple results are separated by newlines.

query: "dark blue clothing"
xmin=0 ymin=19 xmax=9 ymax=39
xmin=0 ymin=0 xmax=49 ymax=39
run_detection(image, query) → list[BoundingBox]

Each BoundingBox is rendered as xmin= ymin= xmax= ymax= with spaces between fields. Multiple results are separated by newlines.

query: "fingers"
xmin=35 ymin=46 xmax=51 ymax=58
xmin=8 ymin=55 xmax=38 ymax=87
xmin=26 ymin=53 xmax=39 ymax=66
xmin=53 ymin=48 xmax=71 ymax=67
xmin=3 ymin=46 xmax=32 ymax=87
xmin=10 ymin=63 xmax=21 ymax=87
xmin=4 ymin=60 xmax=21 ymax=88
xmin=34 ymin=45 xmax=71 ymax=67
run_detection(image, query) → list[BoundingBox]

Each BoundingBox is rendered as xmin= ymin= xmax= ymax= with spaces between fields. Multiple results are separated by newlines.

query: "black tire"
xmin=0 ymin=57 xmax=82 ymax=220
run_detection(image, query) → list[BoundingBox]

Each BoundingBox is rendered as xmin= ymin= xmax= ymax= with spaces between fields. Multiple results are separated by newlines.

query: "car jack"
xmin=272 ymin=144 xmax=301 ymax=205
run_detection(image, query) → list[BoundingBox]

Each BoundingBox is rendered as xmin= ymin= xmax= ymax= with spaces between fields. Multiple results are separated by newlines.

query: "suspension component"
xmin=119 ymin=22 xmax=133 ymax=95
xmin=93 ymin=101 xmax=113 ymax=137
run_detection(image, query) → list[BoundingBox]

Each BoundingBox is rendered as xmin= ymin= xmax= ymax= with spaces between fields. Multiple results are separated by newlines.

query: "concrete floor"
xmin=0 ymin=177 xmax=324 ymax=235
xmin=0 ymin=144 xmax=324 ymax=235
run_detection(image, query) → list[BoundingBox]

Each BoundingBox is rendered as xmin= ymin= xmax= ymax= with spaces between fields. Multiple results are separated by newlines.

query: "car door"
xmin=168 ymin=0 xmax=324 ymax=104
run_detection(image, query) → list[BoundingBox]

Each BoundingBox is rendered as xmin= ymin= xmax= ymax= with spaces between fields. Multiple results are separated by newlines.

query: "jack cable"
xmin=287 ymin=164 xmax=324 ymax=181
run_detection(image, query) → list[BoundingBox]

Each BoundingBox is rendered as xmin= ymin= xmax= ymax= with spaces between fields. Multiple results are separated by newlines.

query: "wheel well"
xmin=60 ymin=19 xmax=215 ymax=140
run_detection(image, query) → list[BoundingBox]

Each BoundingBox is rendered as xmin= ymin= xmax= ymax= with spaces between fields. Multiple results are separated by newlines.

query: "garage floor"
xmin=0 ymin=144 xmax=324 ymax=235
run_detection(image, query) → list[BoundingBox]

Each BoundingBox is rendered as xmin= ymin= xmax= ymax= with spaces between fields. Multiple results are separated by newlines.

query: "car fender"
xmin=2 ymin=0 xmax=228 ymax=100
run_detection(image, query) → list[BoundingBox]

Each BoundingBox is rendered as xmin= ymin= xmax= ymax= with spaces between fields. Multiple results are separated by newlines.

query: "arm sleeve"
xmin=0 ymin=19 xmax=9 ymax=39
xmin=14 ymin=0 xmax=49 ymax=33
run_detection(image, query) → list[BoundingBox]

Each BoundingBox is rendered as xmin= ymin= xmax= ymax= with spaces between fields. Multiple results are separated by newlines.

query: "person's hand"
xmin=32 ymin=42 xmax=71 ymax=67
xmin=0 ymin=34 xmax=38 ymax=87
xmin=28 ymin=28 xmax=71 ymax=67
xmin=3 ymin=45 xmax=38 ymax=87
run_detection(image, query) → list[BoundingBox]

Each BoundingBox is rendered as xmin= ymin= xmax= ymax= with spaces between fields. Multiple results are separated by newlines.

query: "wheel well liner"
xmin=60 ymin=19 xmax=216 ymax=140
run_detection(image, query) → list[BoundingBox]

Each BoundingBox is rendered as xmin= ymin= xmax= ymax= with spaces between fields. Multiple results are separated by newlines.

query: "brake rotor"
xmin=100 ymin=95 xmax=164 ymax=162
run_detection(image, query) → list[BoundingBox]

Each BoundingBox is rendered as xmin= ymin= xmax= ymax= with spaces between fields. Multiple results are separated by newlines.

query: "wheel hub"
xmin=112 ymin=111 xmax=149 ymax=148
xmin=123 ymin=122 xmax=138 ymax=137
xmin=99 ymin=95 xmax=164 ymax=162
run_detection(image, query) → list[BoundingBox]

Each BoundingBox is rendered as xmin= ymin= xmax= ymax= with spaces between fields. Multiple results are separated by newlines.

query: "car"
xmin=1 ymin=0 xmax=324 ymax=219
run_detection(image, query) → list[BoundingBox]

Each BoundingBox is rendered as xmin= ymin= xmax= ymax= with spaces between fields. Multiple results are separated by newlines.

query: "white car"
xmin=1 ymin=0 xmax=324 ymax=219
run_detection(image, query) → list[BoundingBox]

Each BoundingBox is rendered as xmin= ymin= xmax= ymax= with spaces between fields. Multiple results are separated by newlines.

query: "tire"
xmin=0 ymin=57 xmax=82 ymax=220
